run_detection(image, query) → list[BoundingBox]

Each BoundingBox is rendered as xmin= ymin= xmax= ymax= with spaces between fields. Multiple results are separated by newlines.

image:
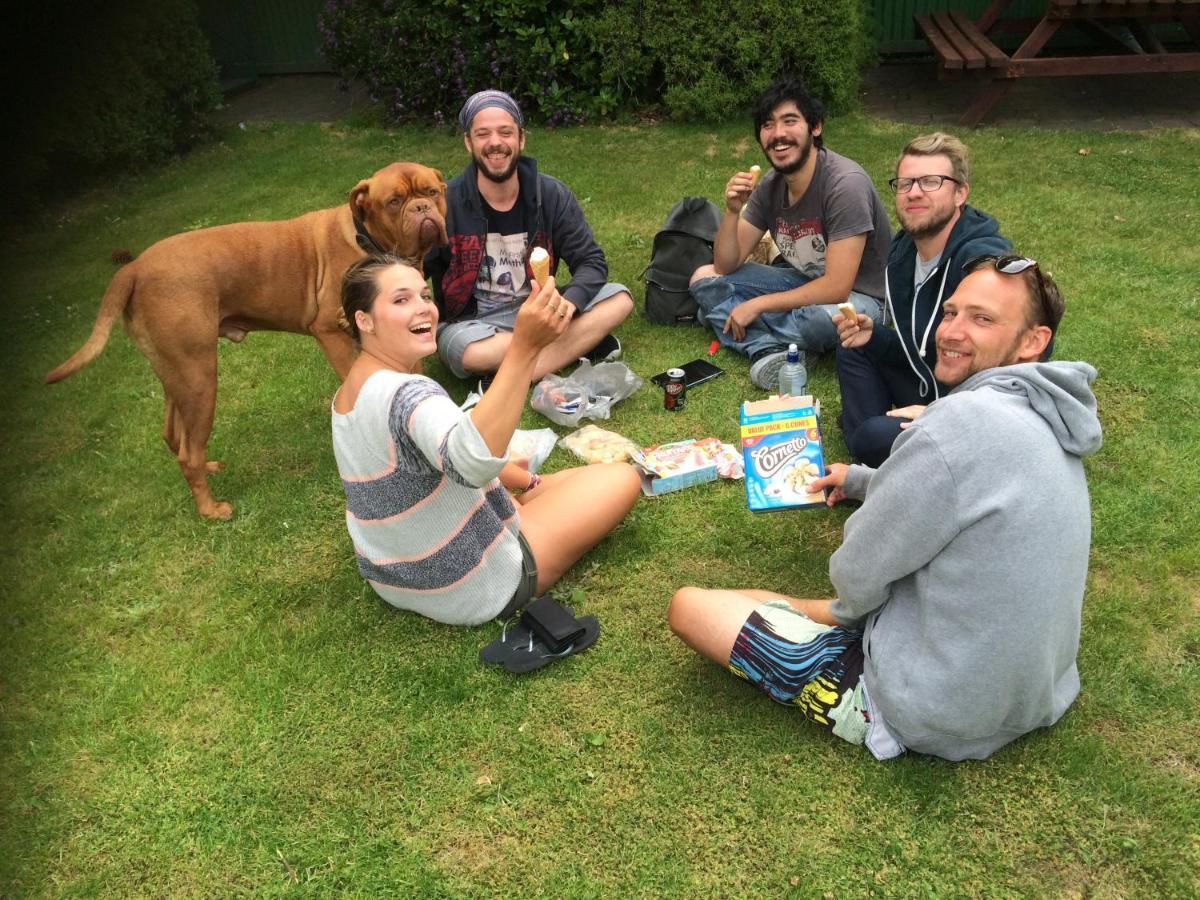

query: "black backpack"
xmin=643 ymin=197 xmax=721 ymax=326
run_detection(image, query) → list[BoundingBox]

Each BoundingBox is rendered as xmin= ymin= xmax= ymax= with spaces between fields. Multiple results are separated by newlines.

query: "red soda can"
xmin=664 ymin=367 xmax=687 ymax=411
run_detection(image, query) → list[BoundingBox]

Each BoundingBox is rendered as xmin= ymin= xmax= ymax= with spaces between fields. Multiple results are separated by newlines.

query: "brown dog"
xmin=45 ymin=162 xmax=448 ymax=519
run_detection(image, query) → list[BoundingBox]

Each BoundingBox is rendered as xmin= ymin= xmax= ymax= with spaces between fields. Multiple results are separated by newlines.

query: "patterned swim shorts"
xmin=729 ymin=600 xmax=869 ymax=745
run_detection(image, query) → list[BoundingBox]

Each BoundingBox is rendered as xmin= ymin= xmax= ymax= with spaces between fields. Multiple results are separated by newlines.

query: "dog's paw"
xmin=206 ymin=461 xmax=223 ymax=473
xmin=201 ymin=500 xmax=235 ymax=520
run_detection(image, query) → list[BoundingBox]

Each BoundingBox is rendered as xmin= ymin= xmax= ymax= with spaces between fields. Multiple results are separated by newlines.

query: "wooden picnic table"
xmin=915 ymin=0 xmax=1200 ymax=125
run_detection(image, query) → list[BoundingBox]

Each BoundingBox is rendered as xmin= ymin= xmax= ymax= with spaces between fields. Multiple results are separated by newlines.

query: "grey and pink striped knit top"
xmin=332 ymin=370 xmax=522 ymax=624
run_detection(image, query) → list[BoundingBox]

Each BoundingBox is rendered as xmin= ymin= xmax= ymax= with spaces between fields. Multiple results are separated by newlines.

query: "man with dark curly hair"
xmin=689 ymin=74 xmax=892 ymax=390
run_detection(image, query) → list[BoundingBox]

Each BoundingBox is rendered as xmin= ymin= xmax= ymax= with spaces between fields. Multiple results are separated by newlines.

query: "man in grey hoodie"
xmin=669 ymin=255 xmax=1102 ymax=761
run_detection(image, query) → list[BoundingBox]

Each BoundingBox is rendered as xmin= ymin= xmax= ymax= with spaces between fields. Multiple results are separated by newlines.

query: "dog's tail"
xmin=44 ymin=265 xmax=136 ymax=384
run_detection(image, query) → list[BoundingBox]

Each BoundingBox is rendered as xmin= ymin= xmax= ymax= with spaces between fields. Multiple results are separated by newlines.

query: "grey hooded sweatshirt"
xmin=829 ymin=362 xmax=1102 ymax=761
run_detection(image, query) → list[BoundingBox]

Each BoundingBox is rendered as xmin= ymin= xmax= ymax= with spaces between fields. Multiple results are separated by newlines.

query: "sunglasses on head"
xmin=962 ymin=254 xmax=1056 ymax=328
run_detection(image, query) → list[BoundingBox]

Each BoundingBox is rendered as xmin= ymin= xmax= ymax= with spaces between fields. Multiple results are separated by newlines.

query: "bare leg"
xmin=668 ymin=587 xmax=836 ymax=665
xmin=531 ymin=291 xmax=633 ymax=379
xmin=517 ymin=462 xmax=641 ymax=593
xmin=460 ymin=331 xmax=514 ymax=376
xmin=689 ymin=263 xmax=718 ymax=286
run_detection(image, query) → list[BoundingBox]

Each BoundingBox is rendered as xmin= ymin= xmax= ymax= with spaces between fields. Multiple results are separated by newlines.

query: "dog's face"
xmin=349 ymin=162 xmax=448 ymax=261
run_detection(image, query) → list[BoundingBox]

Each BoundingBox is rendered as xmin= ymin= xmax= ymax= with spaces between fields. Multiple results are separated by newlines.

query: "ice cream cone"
xmin=529 ymin=247 xmax=550 ymax=285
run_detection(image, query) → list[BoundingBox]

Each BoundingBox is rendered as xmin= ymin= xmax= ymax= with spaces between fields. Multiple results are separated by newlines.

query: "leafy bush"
xmin=318 ymin=0 xmax=872 ymax=125
xmin=320 ymin=0 xmax=606 ymax=126
xmin=595 ymin=0 xmax=875 ymax=120
xmin=7 ymin=0 xmax=220 ymax=212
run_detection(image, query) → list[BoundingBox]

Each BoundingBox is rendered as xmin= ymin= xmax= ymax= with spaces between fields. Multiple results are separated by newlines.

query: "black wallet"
xmin=520 ymin=596 xmax=586 ymax=654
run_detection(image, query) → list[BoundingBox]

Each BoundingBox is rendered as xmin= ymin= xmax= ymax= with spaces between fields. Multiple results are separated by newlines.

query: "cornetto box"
xmin=740 ymin=395 xmax=826 ymax=511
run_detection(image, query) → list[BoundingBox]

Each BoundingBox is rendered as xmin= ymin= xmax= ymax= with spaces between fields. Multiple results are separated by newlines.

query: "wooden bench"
xmin=915 ymin=10 xmax=1009 ymax=78
xmin=916 ymin=0 xmax=1200 ymax=125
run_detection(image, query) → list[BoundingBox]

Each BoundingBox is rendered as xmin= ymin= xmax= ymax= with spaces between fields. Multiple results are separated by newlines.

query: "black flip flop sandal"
xmin=479 ymin=597 xmax=600 ymax=674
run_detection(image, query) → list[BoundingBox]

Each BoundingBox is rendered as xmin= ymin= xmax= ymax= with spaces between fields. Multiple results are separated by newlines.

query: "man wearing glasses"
xmin=833 ymin=132 xmax=1012 ymax=467
xmin=689 ymin=74 xmax=891 ymax=389
xmin=669 ymin=256 xmax=1102 ymax=761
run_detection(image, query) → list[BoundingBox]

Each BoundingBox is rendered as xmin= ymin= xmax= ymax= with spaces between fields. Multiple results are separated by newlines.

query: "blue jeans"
xmin=690 ymin=262 xmax=883 ymax=359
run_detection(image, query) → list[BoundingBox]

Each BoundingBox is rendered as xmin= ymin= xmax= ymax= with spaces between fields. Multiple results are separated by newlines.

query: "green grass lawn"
xmin=1 ymin=114 xmax=1197 ymax=897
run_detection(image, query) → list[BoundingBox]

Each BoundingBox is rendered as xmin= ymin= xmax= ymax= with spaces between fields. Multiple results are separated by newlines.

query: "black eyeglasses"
xmin=962 ymin=254 xmax=1057 ymax=328
xmin=887 ymin=174 xmax=960 ymax=194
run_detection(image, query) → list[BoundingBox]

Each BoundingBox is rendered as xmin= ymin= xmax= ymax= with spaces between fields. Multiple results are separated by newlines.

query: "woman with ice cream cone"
xmin=332 ymin=254 xmax=641 ymax=625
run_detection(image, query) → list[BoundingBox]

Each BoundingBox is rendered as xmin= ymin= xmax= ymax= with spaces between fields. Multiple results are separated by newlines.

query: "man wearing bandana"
xmin=425 ymin=90 xmax=631 ymax=390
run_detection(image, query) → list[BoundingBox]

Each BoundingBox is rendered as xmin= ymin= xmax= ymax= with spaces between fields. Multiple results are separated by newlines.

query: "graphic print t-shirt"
xmin=474 ymin=200 xmax=529 ymax=315
xmin=743 ymin=148 xmax=890 ymax=300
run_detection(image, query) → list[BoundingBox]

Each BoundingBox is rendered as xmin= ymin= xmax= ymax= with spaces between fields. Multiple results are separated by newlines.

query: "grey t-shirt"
xmin=914 ymin=250 xmax=942 ymax=293
xmin=885 ymin=250 xmax=943 ymax=330
xmin=744 ymin=148 xmax=890 ymax=300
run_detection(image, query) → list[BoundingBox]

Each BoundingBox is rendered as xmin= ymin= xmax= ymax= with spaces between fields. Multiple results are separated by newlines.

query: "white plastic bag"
xmin=531 ymin=359 xmax=644 ymax=427
xmin=506 ymin=428 xmax=557 ymax=473
xmin=530 ymin=374 xmax=588 ymax=427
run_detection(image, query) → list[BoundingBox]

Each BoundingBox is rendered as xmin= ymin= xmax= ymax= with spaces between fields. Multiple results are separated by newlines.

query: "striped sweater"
xmin=331 ymin=370 xmax=522 ymax=625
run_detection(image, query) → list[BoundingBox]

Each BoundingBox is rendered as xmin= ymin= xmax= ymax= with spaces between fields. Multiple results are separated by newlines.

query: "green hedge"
xmin=8 ymin=0 xmax=220 ymax=212
xmin=319 ymin=0 xmax=873 ymax=125
xmin=592 ymin=0 xmax=873 ymax=120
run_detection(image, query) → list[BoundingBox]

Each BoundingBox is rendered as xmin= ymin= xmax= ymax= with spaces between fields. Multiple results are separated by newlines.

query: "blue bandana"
xmin=458 ymin=90 xmax=524 ymax=133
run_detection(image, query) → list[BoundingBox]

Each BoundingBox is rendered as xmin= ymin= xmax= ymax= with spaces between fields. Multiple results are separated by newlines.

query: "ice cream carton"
xmin=630 ymin=438 xmax=720 ymax=496
xmin=739 ymin=395 xmax=826 ymax=511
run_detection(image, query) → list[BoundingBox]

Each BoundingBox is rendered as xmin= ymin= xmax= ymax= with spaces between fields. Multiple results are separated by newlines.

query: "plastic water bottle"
xmin=778 ymin=343 xmax=806 ymax=397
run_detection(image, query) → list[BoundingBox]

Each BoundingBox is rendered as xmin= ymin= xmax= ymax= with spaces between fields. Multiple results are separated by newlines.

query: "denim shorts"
xmin=437 ymin=282 xmax=628 ymax=379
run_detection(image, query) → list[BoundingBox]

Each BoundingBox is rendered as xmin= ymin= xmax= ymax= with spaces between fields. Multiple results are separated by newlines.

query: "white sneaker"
xmin=749 ymin=348 xmax=791 ymax=390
